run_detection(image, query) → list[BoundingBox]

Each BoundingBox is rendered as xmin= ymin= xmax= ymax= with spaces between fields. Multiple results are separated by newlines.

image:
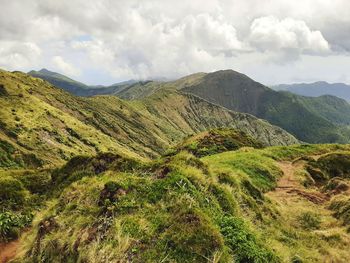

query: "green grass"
xmin=203 ymin=150 xmax=282 ymax=191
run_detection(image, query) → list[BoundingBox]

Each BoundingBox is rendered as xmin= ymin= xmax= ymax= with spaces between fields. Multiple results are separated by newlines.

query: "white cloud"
xmin=249 ymin=16 xmax=330 ymax=55
xmin=52 ymin=56 xmax=81 ymax=77
xmin=0 ymin=41 xmax=41 ymax=70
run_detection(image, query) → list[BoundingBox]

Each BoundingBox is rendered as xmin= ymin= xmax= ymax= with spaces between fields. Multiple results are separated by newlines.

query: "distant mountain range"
xmin=28 ymin=69 xmax=138 ymax=96
xmin=273 ymin=81 xmax=350 ymax=101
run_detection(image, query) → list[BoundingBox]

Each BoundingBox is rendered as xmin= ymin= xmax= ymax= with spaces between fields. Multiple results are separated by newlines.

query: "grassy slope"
xmin=169 ymin=128 xmax=264 ymax=157
xmin=0 ymin=70 xmax=298 ymax=167
xmin=28 ymin=69 xmax=89 ymax=95
xmin=9 ymin=144 xmax=350 ymax=263
xmin=0 ymin=71 xmax=141 ymax=167
xmin=130 ymin=90 xmax=299 ymax=146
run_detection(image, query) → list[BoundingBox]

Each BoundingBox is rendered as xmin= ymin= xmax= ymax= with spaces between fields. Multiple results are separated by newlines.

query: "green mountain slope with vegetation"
xmin=169 ymin=128 xmax=263 ymax=157
xmin=181 ymin=70 xmax=350 ymax=143
xmin=28 ymin=69 xmax=129 ymax=97
xmin=0 ymin=70 xmax=297 ymax=168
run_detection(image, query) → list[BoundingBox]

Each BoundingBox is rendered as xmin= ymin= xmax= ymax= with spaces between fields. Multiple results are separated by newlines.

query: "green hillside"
xmin=170 ymin=128 xmax=263 ymax=157
xmin=273 ymin=81 xmax=350 ymax=102
xmin=0 ymin=70 xmax=297 ymax=167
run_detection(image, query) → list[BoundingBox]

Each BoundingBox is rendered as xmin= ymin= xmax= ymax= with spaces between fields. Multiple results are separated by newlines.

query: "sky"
xmin=0 ymin=0 xmax=349 ymax=86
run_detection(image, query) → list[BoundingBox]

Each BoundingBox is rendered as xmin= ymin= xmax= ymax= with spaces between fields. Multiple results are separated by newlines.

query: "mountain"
xmin=178 ymin=70 xmax=350 ymax=143
xmin=274 ymin=81 xmax=350 ymax=101
xmin=0 ymin=70 xmax=297 ymax=167
xmin=28 ymin=69 xmax=90 ymax=95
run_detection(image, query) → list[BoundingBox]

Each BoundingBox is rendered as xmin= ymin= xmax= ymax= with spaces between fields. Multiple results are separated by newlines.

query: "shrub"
xmin=305 ymin=165 xmax=328 ymax=183
xmin=241 ymin=179 xmax=264 ymax=201
xmin=298 ymin=212 xmax=321 ymax=230
xmin=316 ymin=153 xmax=350 ymax=179
xmin=163 ymin=208 xmax=224 ymax=261
xmin=0 ymin=211 xmax=32 ymax=241
xmin=210 ymin=184 xmax=238 ymax=214
xmin=0 ymin=84 xmax=9 ymax=96
xmin=219 ymin=216 xmax=278 ymax=263
xmin=291 ymin=254 xmax=304 ymax=263
xmin=20 ymin=171 xmax=51 ymax=194
xmin=0 ymin=176 xmax=27 ymax=206
xmin=329 ymin=196 xmax=350 ymax=225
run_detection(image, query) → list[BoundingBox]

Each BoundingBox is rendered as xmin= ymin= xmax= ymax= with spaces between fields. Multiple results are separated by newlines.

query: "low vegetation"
xmin=0 ymin=143 xmax=346 ymax=262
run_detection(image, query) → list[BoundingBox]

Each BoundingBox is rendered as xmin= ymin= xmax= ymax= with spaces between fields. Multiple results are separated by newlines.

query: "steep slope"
xmin=114 ymin=73 xmax=207 ymax=100
xmin=0 ymin=71 xmax=142 ymax=166
xmin=129 ymin=90 xmax=299 ymax=147
xmin=114 ymin=80 xmax=164 ymax=100
xmin=182 ymin=70 xmax=269 ymax=115
xmin=180 ymin=70 xmax=350 ymax=143
xmin=0 ymin=70 xmax=298 ymax=167
xmin=274 ymin=81 xmax=350 ymax=101
xmin=291 ymin=94 xmax=350 ymax=125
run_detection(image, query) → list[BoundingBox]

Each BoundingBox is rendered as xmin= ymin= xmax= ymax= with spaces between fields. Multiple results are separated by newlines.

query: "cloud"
xmin=52 ymin=56 xmax=81 ymax=77
xmin=249 ymin=16 xmax=330 ymax=55
xmin=0 ymin=0 xmax=349 ymax=84
xmin=0 ymin=41 xmax=41 ymax=70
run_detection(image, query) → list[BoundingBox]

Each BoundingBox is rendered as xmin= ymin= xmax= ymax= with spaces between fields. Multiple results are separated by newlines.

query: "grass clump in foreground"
xmin=14 ymin=151 xmax=279 ymax=263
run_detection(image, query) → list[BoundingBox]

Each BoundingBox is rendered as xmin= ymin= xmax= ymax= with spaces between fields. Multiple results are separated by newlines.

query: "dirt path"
xmin=266 ymin=158 xmax=350 ymax=262
xmin=271 ymin=161 xmax=328 ymax=204
xmin=0 ymin=239 xmax=20 ymax=263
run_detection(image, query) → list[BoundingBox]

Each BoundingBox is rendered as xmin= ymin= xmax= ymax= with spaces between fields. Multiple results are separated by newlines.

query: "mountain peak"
xmin=38 ymin=68 xmax=53 ymax=74
xmin=28 ymin=68 xmax=59 ymax=77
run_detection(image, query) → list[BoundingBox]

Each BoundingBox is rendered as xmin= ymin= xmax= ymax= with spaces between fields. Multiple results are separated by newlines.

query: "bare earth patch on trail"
xmin=0 ymin=239 xmax=20 ymax=263
xmin=273 ymin=161 xmax=329 ymax=204
xmin=266 ymin=159 xmax=350 ymax=262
